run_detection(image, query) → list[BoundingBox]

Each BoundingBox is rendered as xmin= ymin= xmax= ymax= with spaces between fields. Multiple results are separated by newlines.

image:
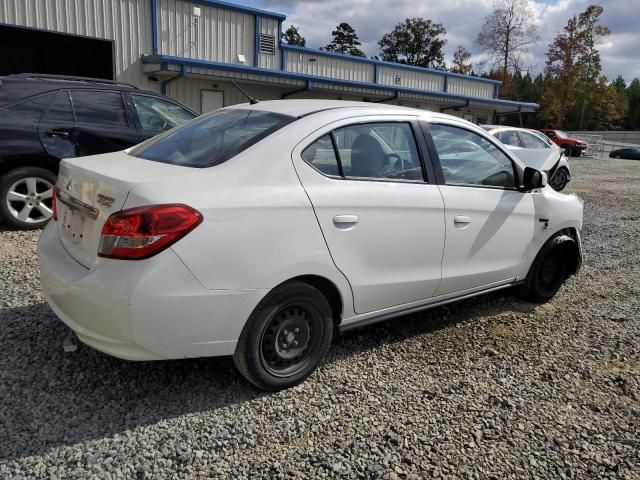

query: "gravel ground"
xmin=1 ymin=156 xmax=638 ymax=479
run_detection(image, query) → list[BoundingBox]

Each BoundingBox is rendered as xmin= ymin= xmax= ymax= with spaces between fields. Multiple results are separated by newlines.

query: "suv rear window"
xmin=130 ymin=109 xmax=294 ymax=168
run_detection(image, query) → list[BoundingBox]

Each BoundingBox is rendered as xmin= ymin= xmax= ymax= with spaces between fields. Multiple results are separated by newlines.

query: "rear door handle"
xmin=333 ymin=214 xmax=359 ymax=229
xmin=453 ymin=215 xmax=471 ymax=226
xmin=48 ymin=129 xmax=71 ymax=138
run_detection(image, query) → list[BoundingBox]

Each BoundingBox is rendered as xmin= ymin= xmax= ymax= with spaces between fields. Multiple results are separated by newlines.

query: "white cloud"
xmin=261 ymin=0 xmax=640 ymax=82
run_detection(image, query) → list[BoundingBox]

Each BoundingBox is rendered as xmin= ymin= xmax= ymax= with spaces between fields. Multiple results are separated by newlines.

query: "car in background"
xmin=38 ymin=100 xmax=583 ymax=390
xmin=609 ymin=147 xmax=640 ymax=160
xmin=0 ymin=74 xmax=197 ymax=229
xmin=538 ymin=129 xmax=588 ymax=157
xmin=481 ymin=125 xmax=571 ymax=191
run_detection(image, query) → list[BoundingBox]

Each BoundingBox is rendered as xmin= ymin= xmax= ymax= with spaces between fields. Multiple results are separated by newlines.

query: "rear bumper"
xmin=38 ymin=222 xmax=268 ymax=360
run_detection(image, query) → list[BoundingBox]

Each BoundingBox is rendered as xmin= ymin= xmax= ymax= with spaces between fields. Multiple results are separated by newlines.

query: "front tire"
xmin=233 ymin=281 xmax=334 ymax=390
xmin=549 ymin=168 xmax=569 ymax=191
xmin=0 ymin=167 xmax=57 ymax=230
xmin=519 ymin=235 xmax=576 ymax=303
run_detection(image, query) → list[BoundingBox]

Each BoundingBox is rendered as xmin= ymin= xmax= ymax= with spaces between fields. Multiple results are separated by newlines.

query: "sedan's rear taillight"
xmin=98 ymin=204 xmax=202 ymax=260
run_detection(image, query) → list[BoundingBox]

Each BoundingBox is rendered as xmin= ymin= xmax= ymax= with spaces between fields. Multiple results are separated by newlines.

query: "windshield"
xmin=130 ymin=109 xmax=295 ymax=167
xmin=556 ymin=130 xmax=569 ymax=138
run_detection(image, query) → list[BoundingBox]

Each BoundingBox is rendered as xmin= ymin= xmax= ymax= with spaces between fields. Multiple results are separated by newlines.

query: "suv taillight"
xmin=98 ymin=204 xmax=202 ymax=260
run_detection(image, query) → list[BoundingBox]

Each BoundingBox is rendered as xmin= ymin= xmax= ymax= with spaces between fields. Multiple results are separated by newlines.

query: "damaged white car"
xmin=481 ymin=125 xmax=571 ymax=191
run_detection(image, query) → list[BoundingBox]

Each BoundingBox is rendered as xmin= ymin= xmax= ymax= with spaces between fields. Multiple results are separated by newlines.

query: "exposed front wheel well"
xmin=279 ymin=275 xmax=343 ymax=326
xmin=560 ymin=228 xmax=582 ymax=275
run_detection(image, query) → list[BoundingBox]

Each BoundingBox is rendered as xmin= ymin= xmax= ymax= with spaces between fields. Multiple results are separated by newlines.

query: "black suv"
xmin=0 ymin=74 xmax=197 ymax=229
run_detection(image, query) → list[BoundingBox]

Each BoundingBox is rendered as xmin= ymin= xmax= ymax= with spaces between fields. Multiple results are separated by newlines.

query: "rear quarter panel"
xmin=123 ymin=125 xmax=356 ymax=318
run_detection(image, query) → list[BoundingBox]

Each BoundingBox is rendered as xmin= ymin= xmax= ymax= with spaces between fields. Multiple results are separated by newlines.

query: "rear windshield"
xmin=130 ymin=109 xmax=294 ymax=167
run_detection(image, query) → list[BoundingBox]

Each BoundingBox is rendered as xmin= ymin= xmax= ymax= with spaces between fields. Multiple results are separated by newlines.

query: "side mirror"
xmin=522 ymin=167 xmax=547 ymax=191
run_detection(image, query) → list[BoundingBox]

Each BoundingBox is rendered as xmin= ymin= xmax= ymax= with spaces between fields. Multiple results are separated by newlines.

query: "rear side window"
xmin=302 ymin=135 xmax=340 ymax=176
xmin=131 ymin=109 xmax=294 ymax=168
xmin=71 ymin=90 xmax=128 ymax=127
xmin=4 ymin=93 xmax=54 ymax=122
xmin=42 ymin=91 xmax=74 ymax=123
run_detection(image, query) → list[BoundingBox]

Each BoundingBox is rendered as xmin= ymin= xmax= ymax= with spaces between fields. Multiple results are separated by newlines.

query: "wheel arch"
xmin=0 ymin=155 xmax=59 ymax=178
xmin=276 ymin=275 xmax=344 ymax=326
xmin=539 ymin=227 xmax=582 ymax=276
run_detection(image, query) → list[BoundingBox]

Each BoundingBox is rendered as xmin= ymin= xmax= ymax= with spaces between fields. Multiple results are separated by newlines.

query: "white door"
xmin=294 ymin=120 xmax=445 ymax=314
xmin=428 ymin=122 xmax=536 ymax=295
xmin=201 ymin=90 xmax=224 ymax=113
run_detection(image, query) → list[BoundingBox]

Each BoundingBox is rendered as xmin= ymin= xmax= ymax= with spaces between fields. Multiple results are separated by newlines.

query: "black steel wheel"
xmin=259 ymin=303 xmax=322 ymax=377
xmin=234 ymin=281 xmax=334 ymax=390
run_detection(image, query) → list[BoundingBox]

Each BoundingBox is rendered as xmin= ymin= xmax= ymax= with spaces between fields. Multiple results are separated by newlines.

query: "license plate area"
xmin=60 ymin=207 xmax=86 ymax=244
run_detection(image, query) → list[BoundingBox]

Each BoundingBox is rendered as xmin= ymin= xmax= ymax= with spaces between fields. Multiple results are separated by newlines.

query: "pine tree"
xmin=325 ymin=23 xmax=365 ymax=57
xmin=282 ymin=25 xmax=306 ymax=47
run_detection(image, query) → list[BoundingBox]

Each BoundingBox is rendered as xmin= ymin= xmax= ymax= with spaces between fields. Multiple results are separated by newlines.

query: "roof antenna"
xmin=230 ymin=80 xmax=259 ymax=104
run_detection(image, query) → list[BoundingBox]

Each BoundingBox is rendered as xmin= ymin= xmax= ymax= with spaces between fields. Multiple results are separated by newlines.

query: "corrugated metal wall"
xmin=258 ymin=16 xmax=280 ymax=70
xmin=285 ymin=50 xmax=374 ymax=83
xmin=447 ymin=77 xmax=494 ymax=99
xmin=377 ymin=65 xmax=444 ymax=92
xmin=164 ymin=75 xmax=289 ymax=112
xmin=0 ymin=0 xmax=155 ymax=89
xmin=157 ymin=0 xmax=254 ymax=66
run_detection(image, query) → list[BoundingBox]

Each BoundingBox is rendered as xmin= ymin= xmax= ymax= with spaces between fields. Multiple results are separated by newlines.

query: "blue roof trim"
xmin=191 ymin=0 xmax=286 ymax=20
xmin=280 ymin=44 xmax=502 ymax=86
xmin=142 ymin=54 xmax=538 ymax=110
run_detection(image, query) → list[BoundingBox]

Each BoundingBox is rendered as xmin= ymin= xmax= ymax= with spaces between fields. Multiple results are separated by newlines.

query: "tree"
xmin=282 ymin=25 xmax=306 ymax=47
xmin=476 ymin=0 xmax=538 ymax=76
xmin=451 ymin=45 xmax=472 ymax=74
xmin=378 ymin=18 xmax=447 ymax=69
xmin=325 ymin=23 xmax=365 ymax=57
xmin=575 ymin=5 xmax=610 ymax=128
xmin=539 ymin=15 xmax=585 ymax=126
xmin=626 ymin=78 xmax=640 ymax=130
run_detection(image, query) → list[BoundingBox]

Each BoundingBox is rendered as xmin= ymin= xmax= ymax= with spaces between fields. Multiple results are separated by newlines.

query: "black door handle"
xmin=48 ymin=129 xmax=71 ymax=138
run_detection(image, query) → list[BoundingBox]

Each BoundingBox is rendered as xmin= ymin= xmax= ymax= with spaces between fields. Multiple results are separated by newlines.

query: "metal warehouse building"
xmin=0 ymin=0 xmax=538 ymax=121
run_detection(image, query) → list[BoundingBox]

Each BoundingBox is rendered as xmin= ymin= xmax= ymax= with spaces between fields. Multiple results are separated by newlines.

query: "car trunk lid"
xmin=54 ymin=151 xmax=195 ymax=268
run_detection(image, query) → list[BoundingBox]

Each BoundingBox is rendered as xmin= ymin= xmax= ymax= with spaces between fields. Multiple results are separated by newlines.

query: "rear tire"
xmin=519 ymin=235 xmax=575 ymax=303
xmin=233 ymin=281 xmax=334 ymax=390
xmin=0 ymin=167 xmax=56 ymax=230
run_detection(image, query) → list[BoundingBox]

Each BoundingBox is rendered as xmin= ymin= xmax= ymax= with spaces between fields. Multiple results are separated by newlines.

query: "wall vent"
xmin=259 ymin=34 xmax=276 ymax=55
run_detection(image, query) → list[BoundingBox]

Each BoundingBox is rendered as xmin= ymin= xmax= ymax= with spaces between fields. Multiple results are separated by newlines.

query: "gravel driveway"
xmin=1 ymin=157 xmax=638 ymax=479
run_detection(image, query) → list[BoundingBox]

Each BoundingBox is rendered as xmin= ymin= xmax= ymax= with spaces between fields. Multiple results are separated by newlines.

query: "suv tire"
xmin=233 ymin=281 xmax=334 ymax=390
xmin=0 ymin=167 xmax=57 ymax=230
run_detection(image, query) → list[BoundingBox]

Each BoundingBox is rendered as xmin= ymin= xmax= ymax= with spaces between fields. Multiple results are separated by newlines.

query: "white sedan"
xmin=481 ymin=125 xmax=571 ymax=191
xmin=38 ymin=100 xmax=583 ymax=390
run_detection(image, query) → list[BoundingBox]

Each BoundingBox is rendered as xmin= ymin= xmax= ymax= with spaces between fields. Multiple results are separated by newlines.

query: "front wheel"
xmin=233 ymin=281 xmax=334 ymax=390
xmin=519 ymin=235 xmax=576 ymax=303
xmin=549 ymin=168 xmax=569 ymax=191
xmin=0 ymin=167 xmax=57 ymax=230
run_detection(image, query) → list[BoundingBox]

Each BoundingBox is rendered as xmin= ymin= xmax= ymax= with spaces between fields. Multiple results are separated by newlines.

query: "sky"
xmin=239 ymin=0 xmax=639 ymax=83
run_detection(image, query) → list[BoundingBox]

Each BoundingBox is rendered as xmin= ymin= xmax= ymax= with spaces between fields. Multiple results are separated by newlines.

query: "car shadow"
xmin=0 ymin=292 xmax=537 ymax=461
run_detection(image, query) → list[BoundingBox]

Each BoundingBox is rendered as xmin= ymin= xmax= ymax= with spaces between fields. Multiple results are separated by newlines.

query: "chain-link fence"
xmin=567 ymin=131 xmax=640 ymax=158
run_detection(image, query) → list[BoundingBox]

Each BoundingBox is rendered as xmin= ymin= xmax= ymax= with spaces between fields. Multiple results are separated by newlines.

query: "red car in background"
xmin=538 ymin=129 xmax=588 ymax=157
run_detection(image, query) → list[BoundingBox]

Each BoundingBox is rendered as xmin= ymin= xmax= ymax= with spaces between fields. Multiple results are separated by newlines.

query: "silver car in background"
xmin=481 ymin=125 xmax=571 ymax=191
